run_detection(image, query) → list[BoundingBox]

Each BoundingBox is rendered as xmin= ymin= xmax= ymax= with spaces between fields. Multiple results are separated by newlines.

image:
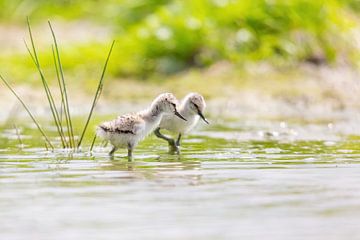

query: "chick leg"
xmin=109 ymin=146 xmax=117 ymax=156
xmin=175 ymin=134 xmax=182 ymax=147
xmin=154 ymin=127 xmax=178 ymax=153
xmin=128 ymin=143 xmax=134 ymax=162
xmin=127 ymin=143 xmax=133 ymax=161
xmin=154 ymin=127 xmax=173 ymax=142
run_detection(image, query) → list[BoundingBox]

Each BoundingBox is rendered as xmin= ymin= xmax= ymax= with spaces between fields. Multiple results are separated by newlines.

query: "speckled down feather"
xmin=99 ymin=114 xmax=144 ymax=135
xmin=96 ymin=92 xmax=182 ymax=156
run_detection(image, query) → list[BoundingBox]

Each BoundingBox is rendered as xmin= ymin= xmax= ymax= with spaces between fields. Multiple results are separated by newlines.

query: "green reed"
xmin=0 ymin=74 xmax=54 ymax=149
xmin=26 ymin=18 xmax=67 ymax=148
xmin=77 ymin=40 xmax=115 ymax=148
xmin=0 ymin=19 xmax=115 ymax=151
xmin=48 ymin=21 xmax=76 ymax=148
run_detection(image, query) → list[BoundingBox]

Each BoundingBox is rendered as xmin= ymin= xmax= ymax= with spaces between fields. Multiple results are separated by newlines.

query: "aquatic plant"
xmin=77 ymin=40 xmax=115 ymax=148
xmin=0 ymin=19 xmax=115 ymax=151
xmin=0 ymin=74 xmax=54 ymax=149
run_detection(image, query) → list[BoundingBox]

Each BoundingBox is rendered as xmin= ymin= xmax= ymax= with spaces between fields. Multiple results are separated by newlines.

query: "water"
xmin=1 ymin=118 xmax=360 ymax=240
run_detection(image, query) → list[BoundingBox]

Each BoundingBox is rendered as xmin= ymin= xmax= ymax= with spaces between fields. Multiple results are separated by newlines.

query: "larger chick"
xmin=97 ymin=93 xmax=187 ymax=160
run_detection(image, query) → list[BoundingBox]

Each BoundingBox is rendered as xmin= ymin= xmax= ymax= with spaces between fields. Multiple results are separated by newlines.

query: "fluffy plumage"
xmin=154 ymin=92 xmax=208 ymax=152
xmin=97 ymin=93 xmax=186 ymax=159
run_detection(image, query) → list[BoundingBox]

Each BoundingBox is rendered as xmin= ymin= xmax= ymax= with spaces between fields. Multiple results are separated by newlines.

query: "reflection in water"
xmin=1 ymin=118 xmax=360 ymax=239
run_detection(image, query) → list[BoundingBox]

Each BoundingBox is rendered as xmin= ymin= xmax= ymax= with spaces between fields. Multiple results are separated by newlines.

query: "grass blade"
xmin=77 ymin=41 xmax=115 ymax=148
xmin=48 ymin=20 xmax=75 ymax=148
xmin=26 ymin=19 xmax=66 ymax=148
xmin=89 ymin=134 xmax=97 ymax=152
xmin=24 ymin=40 xmax=66 ymax=148
xmin=0 ymin=74 xmax=54 ymax=149
xmin=51 ymin=45 xmax=68 ymax=148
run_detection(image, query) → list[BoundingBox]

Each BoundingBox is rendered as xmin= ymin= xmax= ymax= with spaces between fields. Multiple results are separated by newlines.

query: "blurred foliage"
xmin=0 ymin=0 xmax=360 ymax=80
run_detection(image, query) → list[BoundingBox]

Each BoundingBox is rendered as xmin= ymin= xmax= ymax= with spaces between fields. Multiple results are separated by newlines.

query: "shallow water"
xmin=1 ymin=118 xmax=360 ymax=240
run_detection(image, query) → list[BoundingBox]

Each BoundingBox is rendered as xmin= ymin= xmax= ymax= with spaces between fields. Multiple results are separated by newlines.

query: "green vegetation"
xmin=0 ymin=74 xmax=54 ymax=149
xmin=0 ymin=0 xmax=360 ymax=84
xmin=1 ymin=19 xmax=115 ymax=150
xmin=77 ymin=40 xmax=115 ymax=148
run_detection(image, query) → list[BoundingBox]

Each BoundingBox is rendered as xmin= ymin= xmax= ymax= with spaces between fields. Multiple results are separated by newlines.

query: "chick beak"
xmin=198 ymin=111 xmax=209 ymax=124
xmin=175 ymin=110 xmax=187 ymax=121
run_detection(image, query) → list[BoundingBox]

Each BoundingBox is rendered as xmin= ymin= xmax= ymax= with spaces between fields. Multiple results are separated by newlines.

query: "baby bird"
xmin=96 ymin=93 xmax=187 ymax=160
xmin=154 ymin=92 xmax=208 ymax=152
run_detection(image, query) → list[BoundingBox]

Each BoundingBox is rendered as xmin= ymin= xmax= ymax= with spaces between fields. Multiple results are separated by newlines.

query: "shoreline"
xmin=1 ymin=64 xmax=360 ymax=124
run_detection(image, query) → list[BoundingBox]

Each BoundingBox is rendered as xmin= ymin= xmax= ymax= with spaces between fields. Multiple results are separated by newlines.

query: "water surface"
xmin=1 ymin=118 xmax=360 ymax=240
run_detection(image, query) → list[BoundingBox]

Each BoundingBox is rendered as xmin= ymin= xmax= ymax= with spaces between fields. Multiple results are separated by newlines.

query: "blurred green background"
xmin=0 ymin=0 xmax=360 ymax=99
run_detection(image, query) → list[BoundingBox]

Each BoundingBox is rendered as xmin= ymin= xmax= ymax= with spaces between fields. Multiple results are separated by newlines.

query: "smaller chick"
xmin=154 ymin=92 xmax=208 ymax=152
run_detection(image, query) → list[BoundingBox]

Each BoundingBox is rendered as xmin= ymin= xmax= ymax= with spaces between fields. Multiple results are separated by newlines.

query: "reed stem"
xmin=77 ymin=40 xmax=115 ymax=148
xmin=0 ymin=74 xmax=54 ymax=149
xmin=26 ymin=18 xmax=66 ymax=148
xmin=48 ymin=20 xmax=75 ymax=148
xmin=51 ymin=45 xmax=68 ymax=148
xmin=89 ymin=134 xmax=97 ymax=152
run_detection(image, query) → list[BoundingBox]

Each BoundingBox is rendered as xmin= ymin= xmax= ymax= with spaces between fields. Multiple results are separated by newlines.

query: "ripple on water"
xmin=1 ymin=118 xmax=360 ymax=239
